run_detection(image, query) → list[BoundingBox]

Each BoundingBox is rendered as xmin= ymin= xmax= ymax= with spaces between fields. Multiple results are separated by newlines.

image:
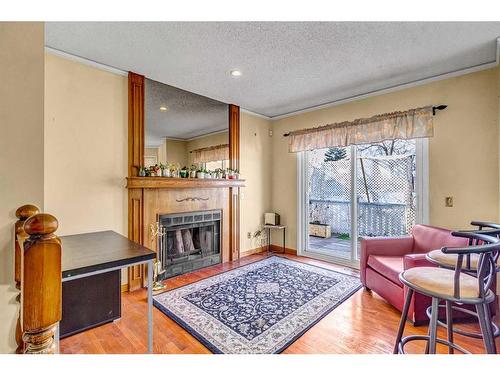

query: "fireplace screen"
xmin=158 ymin=210 xmax=221 ymax=279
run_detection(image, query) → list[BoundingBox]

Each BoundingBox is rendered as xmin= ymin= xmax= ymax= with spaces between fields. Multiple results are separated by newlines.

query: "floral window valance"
xmin=191 ymin=143 xmax=229 ymax=163
xmin=288 ymin=106 xmax=434 ymax=153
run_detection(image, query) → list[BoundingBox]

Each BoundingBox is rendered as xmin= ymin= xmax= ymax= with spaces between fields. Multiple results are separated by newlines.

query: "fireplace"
xmin=158 ymin=210 xmax=222 ymax=279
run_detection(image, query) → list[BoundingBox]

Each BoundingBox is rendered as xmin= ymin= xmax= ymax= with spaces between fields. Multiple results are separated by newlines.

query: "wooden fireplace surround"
xmin=126 ymin=72 xmax=244 ymax=291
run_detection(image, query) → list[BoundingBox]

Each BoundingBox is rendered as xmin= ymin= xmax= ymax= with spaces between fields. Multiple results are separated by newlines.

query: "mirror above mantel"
xmin=144 ymin=78 xmax=230 ymax=173
xmin=127 ymin=72 xmax=241 ymax=291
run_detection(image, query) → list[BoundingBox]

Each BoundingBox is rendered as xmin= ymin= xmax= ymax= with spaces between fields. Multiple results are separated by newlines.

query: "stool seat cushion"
xmin=400 ymin=267 xmax=479 ymax=299
xmin=426 ymin=250 xmax=480 ymax=270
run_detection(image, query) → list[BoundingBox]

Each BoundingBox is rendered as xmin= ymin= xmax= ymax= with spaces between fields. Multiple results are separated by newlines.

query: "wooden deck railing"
xmin=309 ymin=199 xmax=415 ymax=237
xmin=14 ymin=205 xmax=62 ymax=354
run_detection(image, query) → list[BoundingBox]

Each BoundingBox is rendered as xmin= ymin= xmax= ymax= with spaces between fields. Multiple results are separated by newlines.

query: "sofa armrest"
xmin=360 ymin=236 xmax=414 ymax=286
xmin=403 ymin=253 xmax=434 ymax=270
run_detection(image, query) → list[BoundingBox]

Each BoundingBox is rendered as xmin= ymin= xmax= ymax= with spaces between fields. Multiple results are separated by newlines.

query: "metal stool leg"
xmin=477 ymin=303 xmax=497 ymax=354
xmin=424 ymin=323 xmax=431 ymax=354
xmin=428 ymin=297 xmax=440 ymax=354
xmin=483 ymin=303 xmax=497 ymax=354
xmin=393 ymin=288 xmax=413 ymax=354
xmin=446 ymin=301 xmax=454 ymax=354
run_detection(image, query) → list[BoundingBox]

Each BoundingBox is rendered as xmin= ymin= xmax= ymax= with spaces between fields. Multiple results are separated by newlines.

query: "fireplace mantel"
xmin=126 ymin=177 xmax=245 ymax=189
xmin=126 ymin=175 xmax=243 ymax=290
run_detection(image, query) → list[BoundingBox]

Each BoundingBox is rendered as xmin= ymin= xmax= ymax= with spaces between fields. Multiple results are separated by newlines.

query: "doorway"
xmin=297 ymin=138 xmax=428 ymax=268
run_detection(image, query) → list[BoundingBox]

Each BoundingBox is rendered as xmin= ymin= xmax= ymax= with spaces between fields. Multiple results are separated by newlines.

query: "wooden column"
xmin=128 ymin=72 xmax=145 ymax=177
xmin=229 ymin=104 xmax=240 ymax=261
xmin=128 ymin=72 xmax=146 ymax=291
xmin=21 ymin=213 xmax=62 ymax=354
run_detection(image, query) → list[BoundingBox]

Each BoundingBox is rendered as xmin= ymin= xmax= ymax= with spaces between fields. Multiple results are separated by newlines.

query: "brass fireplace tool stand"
xmin=150 ymin=223 xmax=167 ymax=294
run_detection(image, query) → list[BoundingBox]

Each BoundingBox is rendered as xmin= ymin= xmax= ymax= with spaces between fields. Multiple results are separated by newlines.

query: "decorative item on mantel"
xmin=225 ymin=168 xmax=240 ymax=179
xmin=189 ymin=165 xmax=197 ymax=178
xmin=196 ymin=168 xmax=205 ymax=179
xmin=214 ymin=168 xmax=223 ymax=179
xmin=170 ymin=163 xmax=180 ymax=178
xmin=132 ymin=163 xmax=242 ymax=181
xmin=179 ymin=167 xmax=189 ymax=178
xmin=160 ymin=163 xmax=170 ymax=177
xmin=150 ymin=222 xmax=167 ymax=293
xmin=136 ymin=166 xmax=147 ymax=177
xmin=150 ymin=164 xmax=160 ymax=177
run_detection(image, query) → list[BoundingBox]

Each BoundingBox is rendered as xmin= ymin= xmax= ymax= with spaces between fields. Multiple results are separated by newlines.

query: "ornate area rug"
xmin=153 ymin=256 xmax=361 ymax=354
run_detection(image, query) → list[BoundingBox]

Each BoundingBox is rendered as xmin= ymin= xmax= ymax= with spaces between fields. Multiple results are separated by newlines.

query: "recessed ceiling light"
xmin=230 ymin=70 xmax=242 ymax=77
xmin=159 ymin=106 xmax=168 ymax=111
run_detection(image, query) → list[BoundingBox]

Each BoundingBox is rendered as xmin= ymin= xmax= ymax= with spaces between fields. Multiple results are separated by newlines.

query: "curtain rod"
xmin=282 ymin=105 xmax=447 ymax=137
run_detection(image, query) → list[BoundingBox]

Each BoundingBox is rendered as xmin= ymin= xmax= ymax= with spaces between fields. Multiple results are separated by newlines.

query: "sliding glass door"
xmin=297 ymin=139 xmax=427 ymax=268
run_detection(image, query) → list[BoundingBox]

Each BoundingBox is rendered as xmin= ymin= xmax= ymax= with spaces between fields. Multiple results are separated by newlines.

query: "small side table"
xmin=263 ymin=224 xmax=286 ymax=256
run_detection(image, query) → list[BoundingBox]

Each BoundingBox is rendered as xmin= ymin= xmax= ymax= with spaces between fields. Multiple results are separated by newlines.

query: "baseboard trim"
xmin=240 ymin=245 xmax=298 ymax=258
xmin=121 ymin=284 xmax=129 ymax=293
xmin=270 ymin=244 xmax=297 ymax=255
xmin=240 ymin=246 xmax=266 ymax=258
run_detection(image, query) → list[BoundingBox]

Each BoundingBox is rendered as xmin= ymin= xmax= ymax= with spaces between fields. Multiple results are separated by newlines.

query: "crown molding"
xmin=240 ymin=108 xmax=271 ymax=120
xmin=45 ymin=46 xmax=128 ymax=76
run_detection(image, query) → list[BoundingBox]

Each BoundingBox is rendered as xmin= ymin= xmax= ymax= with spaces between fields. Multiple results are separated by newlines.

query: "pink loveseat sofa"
xmin=360 ymin=224 xmax=468 ymax=325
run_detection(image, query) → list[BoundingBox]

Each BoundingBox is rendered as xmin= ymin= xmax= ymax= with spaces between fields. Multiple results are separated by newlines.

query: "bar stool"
xmin=394 ymin=232 xmax=499 ymax=354
xmin=425 ymin=226 xmax=500 ymax=350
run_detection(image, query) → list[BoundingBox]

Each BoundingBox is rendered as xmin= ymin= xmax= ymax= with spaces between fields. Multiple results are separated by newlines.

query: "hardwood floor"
xmin=60 ymin=253 xmax=499 ymax=354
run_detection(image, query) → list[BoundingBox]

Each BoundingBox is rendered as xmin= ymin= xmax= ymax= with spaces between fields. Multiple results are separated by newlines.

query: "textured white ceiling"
xmin=145 ymin=78 xmax=228 ymax=146
xmin=45 ymin=22 xmax=500 ymax=118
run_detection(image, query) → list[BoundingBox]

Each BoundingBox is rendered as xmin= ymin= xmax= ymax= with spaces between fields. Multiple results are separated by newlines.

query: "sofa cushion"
xmin=367 ymin=255 xmax=404 ymax=287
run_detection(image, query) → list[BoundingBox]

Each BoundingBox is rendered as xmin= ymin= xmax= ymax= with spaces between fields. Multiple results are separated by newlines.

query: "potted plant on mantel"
xmin=196 ymin=168 xmax=205 ymax=179
xmin=215 ymin=168 xmax=223 ymax=179
xmin=170 ymin=163 xmax=180 ymax=178
xmin=180 ymin=166 xmax=189 ymax=178
xmin=149 ymin=164 xmax=160 ymax=177
xmin=135 ymin=165 xmax=147 ymax=177
xmin=160 ymin=163 xmax=170 ymax=177
xmin=189 ymin=165 xmax=197 ymax=178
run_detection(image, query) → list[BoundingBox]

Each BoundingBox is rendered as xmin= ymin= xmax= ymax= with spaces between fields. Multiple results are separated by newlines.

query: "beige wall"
xmin=0 ymin=22 xmax=45 ymax=353
xmin=44 ymin=53 xmax=128 ymax=266
xmin=271 ymin=67 xmax=500 ymax=249
xmin=166 ymin=139 xmax=188 ymax=166
xmin=158 ymin=138 xmax=167 ymax=165
xmin=239 ymin=113 xmax=273 ymax=252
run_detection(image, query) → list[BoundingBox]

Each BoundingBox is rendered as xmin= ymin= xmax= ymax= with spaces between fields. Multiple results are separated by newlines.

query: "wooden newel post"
xmin=14 ymin=204 xmax=40 ymax=290
xmin=21 ymin=213 xmax=62 ymax=354
xmin=14 ymin=204 xmax=40 ymax=353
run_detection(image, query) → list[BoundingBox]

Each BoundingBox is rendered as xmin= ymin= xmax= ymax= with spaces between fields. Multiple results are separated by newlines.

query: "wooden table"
xmin=263 ymin=224 xmax=287 ymax=256
xmin=59 ymin=230 xmax=156 ymax=353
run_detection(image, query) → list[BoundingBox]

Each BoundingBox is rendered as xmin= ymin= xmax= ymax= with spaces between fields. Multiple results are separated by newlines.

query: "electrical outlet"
xmin=445 ymin=196 xmax=453 ymax=207
xmin=269 ymin=129 xmax=273 ymax=137
xmin=247 ymin=232 xmax=252 ymax=239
